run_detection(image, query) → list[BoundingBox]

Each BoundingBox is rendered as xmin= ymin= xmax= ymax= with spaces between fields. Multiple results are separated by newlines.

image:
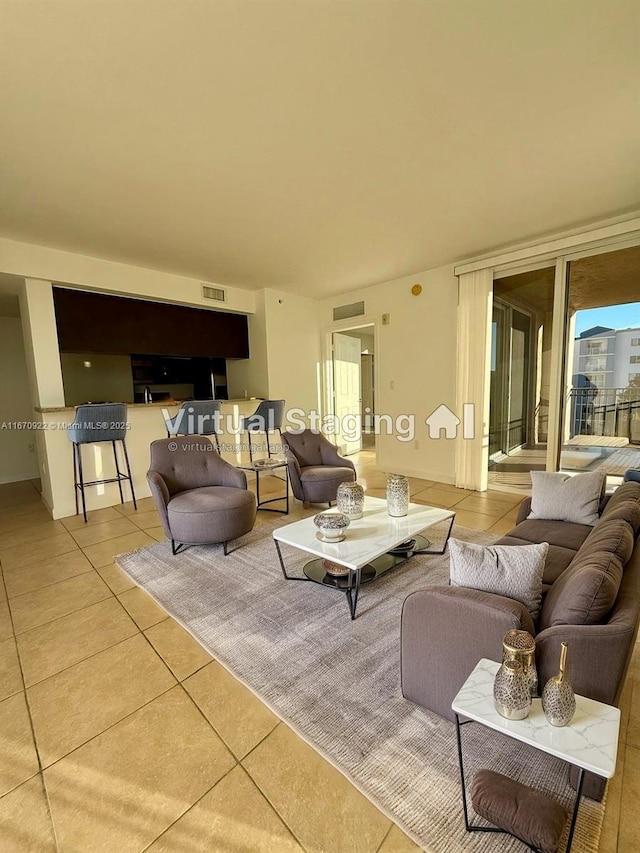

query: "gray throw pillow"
xmin=528 ymin=471 xmax=605 ymax=526
xmin=449 ymin=539 xmax=548 ymax=621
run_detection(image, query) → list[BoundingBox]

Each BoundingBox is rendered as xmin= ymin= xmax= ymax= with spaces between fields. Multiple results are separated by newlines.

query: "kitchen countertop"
xmin=34 ymin=398 xmax=261 ymax=414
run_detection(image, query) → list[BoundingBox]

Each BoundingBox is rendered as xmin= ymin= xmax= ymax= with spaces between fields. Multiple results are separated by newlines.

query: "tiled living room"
xmin=1 ymin=455 xmax=639 ymax=851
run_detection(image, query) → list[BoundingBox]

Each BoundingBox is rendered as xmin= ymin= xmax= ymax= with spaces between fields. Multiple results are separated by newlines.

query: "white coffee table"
xmin=273 ymin=496 xmax=455 ymax=619
xmin=452 ymin=658 xmax=620 ymax=853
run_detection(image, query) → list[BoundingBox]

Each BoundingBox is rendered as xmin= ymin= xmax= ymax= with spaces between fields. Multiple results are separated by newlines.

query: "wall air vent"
xmin=202 ymin=284 xmax=226 ymax=303
xmin=333 ymin=301 xmax=365 ymax=321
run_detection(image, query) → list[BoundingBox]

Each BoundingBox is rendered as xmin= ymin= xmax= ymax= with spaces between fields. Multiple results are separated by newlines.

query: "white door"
xmin=332 ymin=333 xmax=362 ymax=455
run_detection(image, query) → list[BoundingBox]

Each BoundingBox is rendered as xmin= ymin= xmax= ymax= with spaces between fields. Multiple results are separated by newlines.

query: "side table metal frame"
xmin=454 ymin=713 xmax=585 ymax=853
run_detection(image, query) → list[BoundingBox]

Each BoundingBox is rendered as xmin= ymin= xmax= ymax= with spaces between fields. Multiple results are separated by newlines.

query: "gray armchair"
xmin=282 ymin=430 xmax=356 ymax=507
xmin=147 ymin=437 xmax=256 ymax=555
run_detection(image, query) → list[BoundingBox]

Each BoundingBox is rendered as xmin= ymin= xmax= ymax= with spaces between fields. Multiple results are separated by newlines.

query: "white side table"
xmin=451 ymin=659 xmax=620 ymax=853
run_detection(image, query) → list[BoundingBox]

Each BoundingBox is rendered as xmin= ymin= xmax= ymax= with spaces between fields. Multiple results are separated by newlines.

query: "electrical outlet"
xmin=382 ymin=313 xmax=390 ymax=325
xmin=389 ymin=380 xmax=395 ymax=390
xmin=28 ymin=443 xmax=35 ymax=453
xmin=414 ymin=440 xmax=420 ymax=450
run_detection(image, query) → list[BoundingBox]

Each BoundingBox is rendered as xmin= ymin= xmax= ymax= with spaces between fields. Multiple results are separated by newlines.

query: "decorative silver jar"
xmin=313 ymin=511 xmax=350 ymax=542
xmin=502 ymin=629 xmax=538 ymax=697
xmin=542 ymin=642 xmax=576 ymax=727
xmin=386 ymin=474 xmax=409 ymax=517
xmin=493 ymin=659 xmax=532 ymax=720
xmin=337 ymin=481 xmax=365 ymax=519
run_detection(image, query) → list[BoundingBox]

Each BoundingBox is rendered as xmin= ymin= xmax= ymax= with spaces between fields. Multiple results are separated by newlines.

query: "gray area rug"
xmin=117 ymin=513 xmax=605 ymax=852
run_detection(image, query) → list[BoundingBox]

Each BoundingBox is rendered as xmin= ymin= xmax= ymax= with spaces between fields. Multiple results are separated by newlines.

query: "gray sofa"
xmin=401 ymin=480 xmax=640 ymax=798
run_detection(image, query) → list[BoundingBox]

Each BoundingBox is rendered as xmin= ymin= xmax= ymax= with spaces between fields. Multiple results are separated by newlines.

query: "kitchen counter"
xmin=34 ymin=398 xmax=261 ymax=413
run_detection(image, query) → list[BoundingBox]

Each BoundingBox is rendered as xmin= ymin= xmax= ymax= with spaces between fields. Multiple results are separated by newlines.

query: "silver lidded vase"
xmin=542 ymin=642 xmax=576 ymax=727
xmin=386 ymin=474 xmax=409 ymax=517
xmin=502 ymin=629 xmax=538 ymax=697
xmin=336 ymin=481 xmax=365 ymax=519
xmin=493 ymin=659 xmax=532 ymax=720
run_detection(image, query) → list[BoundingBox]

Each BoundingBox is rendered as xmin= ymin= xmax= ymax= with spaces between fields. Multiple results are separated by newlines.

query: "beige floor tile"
xmin=117 ymin=586 xmax=168 ymax=630
xmin=44 ymin=686 xmax=235 ymax=853
xmin=147 ymin=526 xmax=168 ymax=543
xmin=455 ymin=494 xmax=522 ymax=516
xmin=10 ymin=571 xmax=112 ymax=635
xmin=115 ymin=495 xmax=158 ymax=516
xmin=0 ymin=520 xmax=66 ymax=552
xmin=625 ymin=677 xmax=640 ymax=750
xmin=0 ymin=575 xmax=5 ymax=602
xmin=96 ymin=561 xmax=136 ymax=594
xmin=0 ymin=489 xmax=41 ymax=510
xmin=422 ymin=482 xmax=472 ymax=498
xmin=0 ymin=599 xmax=13 ymax=640
xmin=243 ymin=724 xmax=390 ymax=853
xmin=0 ymin=505 xmax=53 ymax=533
xmin=147 ymin=764 xmax=303 ymax=853
xmin=69 ymin=516 xmax=141 ymax=549
xmin=145 ymin=618 xmax=212 ymax=681
xmin=411 ymin=487 xmax=464 ymax=509
xmin=184 ymin=661 xmax=279 ymax=759
xmin=0 ymin=531 xmax=78 ymax=572
xmin=488 ymin=517 xmax=516 ymax=536
xmin=0 ymin=775 xmax=56 ymax=852
xmin=61 ymin=505 xmax=124 ymax=531
xmin=17 ymin=597 xmax=138 ymax=687
xmin=0 ymin=692 xmax=39 ymax=797
xmin=0 ymin=637 xmax=23 ymax=701
xmin=28 ymin=633 xmax=176 ymax=766
xmin=452 ymin=509 xmax=502 ymax=531
xmin=378 ymin=824 xmax=423 ymax=852
xmin=82 ymin=529 xmax=156 ymax=568
xmin=2 ymin=550 xmax=94 ymax=599
xmin=129 ymin=509 xmax=162 ymax=530
xmin=618 ymin=744 xmax=640 ymax=852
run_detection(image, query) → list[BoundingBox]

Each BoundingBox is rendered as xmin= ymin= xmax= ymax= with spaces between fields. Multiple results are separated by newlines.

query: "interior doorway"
xmin=331 ymin=325 xmax=376 ymax=455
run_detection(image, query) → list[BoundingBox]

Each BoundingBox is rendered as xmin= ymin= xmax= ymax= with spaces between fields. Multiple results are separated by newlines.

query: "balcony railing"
xmin=569 ymin=387 xmax=640 ymax=444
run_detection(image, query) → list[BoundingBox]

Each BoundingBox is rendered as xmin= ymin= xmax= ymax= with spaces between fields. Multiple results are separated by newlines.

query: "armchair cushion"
xmin=167 ymin=486 xmax=256 ymax=545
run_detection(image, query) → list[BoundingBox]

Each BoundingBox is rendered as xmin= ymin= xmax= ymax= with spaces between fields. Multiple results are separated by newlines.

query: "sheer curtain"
xmin=455 ymin=268 xmax=493 ymax=490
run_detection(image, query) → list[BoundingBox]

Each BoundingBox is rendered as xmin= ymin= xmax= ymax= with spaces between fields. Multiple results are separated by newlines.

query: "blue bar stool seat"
xmin=240 ymin=399 xmax=285 ymax=462
xmin=163 ymin=400 xmax=222 ymax=452
xmin=67 ymin=403 xmax=137 ymax=522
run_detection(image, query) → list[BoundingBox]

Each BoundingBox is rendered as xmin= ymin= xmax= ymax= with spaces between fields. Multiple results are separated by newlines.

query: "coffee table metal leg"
xmin=273 ymin=539 xmax=307 ymax=582
xmin=346 ymin=567 xmax=362 ymax=619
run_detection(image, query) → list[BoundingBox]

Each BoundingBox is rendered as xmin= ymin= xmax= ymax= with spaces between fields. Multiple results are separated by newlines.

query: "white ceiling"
xmin=1 ymin=0 xmax=639 ymax=298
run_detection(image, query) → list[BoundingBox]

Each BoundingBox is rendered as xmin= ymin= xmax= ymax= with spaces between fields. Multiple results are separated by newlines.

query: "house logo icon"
xmin=425 ymin=404 xmax=475 ymax=440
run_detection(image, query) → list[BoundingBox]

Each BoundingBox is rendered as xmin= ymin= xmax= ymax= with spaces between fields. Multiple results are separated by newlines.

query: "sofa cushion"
xmin=597 ymin=481 xmax=640 ymax=536
xmin=528 ymin=470 xmax=605 ymax=526
xmin=539 ymin=548 xmax=624 ymax=629
xmin=449 ymin=539 xmax=547 ymax=621
xmin=497 ymin=534 xmax=576 ymax=585
xmin=576 ymin=518 xmax=635 ymax=567
xmin=505 ymin=519 xmax=592 ymax=552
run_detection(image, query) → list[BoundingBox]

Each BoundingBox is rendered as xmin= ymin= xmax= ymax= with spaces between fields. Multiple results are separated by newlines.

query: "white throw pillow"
xmin=528 ymin=471 xmax=605 ymax=526
xmin=449 ymin=539 xmax=548 ymax=621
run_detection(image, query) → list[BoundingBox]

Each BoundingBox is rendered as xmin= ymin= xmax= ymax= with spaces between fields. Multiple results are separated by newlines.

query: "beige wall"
xmin=0 ymin=316 xmax=40 ymax=483
xmin=1 ymin=238 xmax=256 ymax=315
xmin=320 ymin=264 xmax=459 ymax=483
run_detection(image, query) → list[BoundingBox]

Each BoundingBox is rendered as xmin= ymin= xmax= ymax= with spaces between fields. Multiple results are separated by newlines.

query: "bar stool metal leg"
xmin=73 ymin=443 xmax=79 ymax=517
xmin=121 ymin=439 xmax=137 ymax=509
xmin=76 ymin=444 xmax=88 ymax=523
xmin=112 ymin=441 xmax=125 ymax=505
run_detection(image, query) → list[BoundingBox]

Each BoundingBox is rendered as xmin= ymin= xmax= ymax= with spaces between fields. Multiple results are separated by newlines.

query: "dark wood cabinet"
xmin=53 ymin=287 xmax=249 ymax=359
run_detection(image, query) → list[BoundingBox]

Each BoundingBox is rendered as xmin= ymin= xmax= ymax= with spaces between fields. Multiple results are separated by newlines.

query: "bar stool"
xmin=240 ymin=399 xmax=285 ymax=462
xmin=67 ymin=403 xmax=137 ymax=522
xmin=164 ymin=400 xmax=222 ymax=452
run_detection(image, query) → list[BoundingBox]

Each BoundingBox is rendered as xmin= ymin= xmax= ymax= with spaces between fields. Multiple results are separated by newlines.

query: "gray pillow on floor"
xmin=449 ymin=539 xmax=548 ymax=621
xmin=528 ymin=471 xmax=605 ymax=526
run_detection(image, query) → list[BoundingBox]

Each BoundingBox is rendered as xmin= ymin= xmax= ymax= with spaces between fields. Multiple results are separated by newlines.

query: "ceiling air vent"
xmin=202 ymin=284 xmax=226 ymax=303
xmin=333 ymin=301 xmax=365 ymax=321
